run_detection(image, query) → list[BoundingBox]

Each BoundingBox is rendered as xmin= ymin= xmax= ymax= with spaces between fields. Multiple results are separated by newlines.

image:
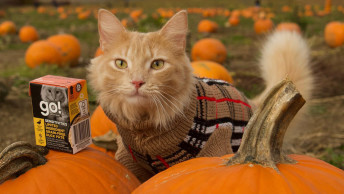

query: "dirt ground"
xmin=0 ymin=32 xmax=343 ymax=164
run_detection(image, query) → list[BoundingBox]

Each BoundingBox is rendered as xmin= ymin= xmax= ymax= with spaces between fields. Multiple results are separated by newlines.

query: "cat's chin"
xmin=126 ymin=95 xmax=148 ymax=104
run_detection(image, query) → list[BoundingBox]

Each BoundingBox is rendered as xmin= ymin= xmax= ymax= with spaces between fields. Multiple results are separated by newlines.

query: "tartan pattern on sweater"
xmin=113 ymin=77 xmax=253 ymax=175
xmin=178 ymin=78 xmax=251 ymax=156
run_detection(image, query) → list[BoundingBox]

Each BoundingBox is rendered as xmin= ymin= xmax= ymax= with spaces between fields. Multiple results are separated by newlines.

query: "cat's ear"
xmin=98 ymin=9 xmax=126 ymax=51
xmin=159 ymin=10 xmax=188 ymax=51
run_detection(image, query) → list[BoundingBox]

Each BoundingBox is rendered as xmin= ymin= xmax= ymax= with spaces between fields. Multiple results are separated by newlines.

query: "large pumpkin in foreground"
xmin=0 ymin=143 xmax=140 ymax=194
xmin=191 ymin=61 xmax=233 ymax=83
xmin=134 ymin=81 xmax=344 ymax=194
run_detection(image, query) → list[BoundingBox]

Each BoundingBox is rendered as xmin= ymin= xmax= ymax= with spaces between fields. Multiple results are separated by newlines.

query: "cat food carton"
xmin=29 ymin=75 xmax=91 ymax=154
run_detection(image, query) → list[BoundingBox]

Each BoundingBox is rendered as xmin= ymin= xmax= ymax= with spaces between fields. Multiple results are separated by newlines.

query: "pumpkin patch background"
xmin=0 ymin=0 xmax=344 ymax=172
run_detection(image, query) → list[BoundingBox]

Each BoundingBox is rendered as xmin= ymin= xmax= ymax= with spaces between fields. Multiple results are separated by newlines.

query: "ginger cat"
xmin=88 ymin=9 xmax=313 ymax=182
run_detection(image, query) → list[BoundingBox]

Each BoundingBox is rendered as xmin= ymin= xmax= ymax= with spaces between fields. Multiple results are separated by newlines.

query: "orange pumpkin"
xmin=134 ymin=154 xmax=344 ymax=193
xmin=0 ymin=10 xmax=6 ymax=18
xmin=304 ymin=10 xmax=314 ymax=17
xmin=223 ymin=10 xmax=230 ymax=17
xmin=231 ymin=10 xmax=241 ymax=17
xmin=59 ymin=13 xmax=68 ymax=19
xmin=75 ymin=6 xmax=84 ymax=14
xmin=130 ymin=10 xmax=143 ymax=22
xmin=275 ymin=22 xmax=301 ymax=34
xmin=89 ymin=106 xmax=118 ymax=157
xmin=47 ymin=34 xmax=81 ymax=66
xmin=325 ymin=0 xmax=332 ymax=13
xmin=95 ymin=47 xmax=104 ymax=57
xmin=324 ymin=21 xmax=344 ymax=47
xmin=305 ymin=4 xmax=312 ymax=11
xmin=282 ymin=5 xmax=291 ymax=12
xmin=133 ymin=81 xmax=344 ymax=194
xmin=317 ymin=10 xmax=328 ymax=16
xmin=0 ymin=21 xmax=16 ymax=35
xmin=338 ymin=5 xmax=343 ymax=12
xmin=228 ymin=16 xmax=240 ymax=26
xmin=197 ymin=20 xmax=219 ymax=33
xmin=57 ymin=7 xmax=64 ymax=13
xmin=19 ymin=25 xmax=39 ymax=43
xmin=241 ymin=9 xmax=253 ymax=18
xmin=0 ymin=142 xmax=140 ymax=193
xmin=78 ymin=10 xmax=91 ymax=20
xmin=191 ymin=61 xmax=233 ymax=83
xmin=25 ymin=40 xmax=62 ymax=68
xmin=191 ymin=38 xmax=227 ymax=64
xmin=91 ymin=106 xmax=118 ymax=137
xmin=254 ymin=18 xmax=274 ymax=34
xmin=37 ymin=6 xmax=46 ymax=14
xmin=121 ymin=19 xmax=129 ymax=27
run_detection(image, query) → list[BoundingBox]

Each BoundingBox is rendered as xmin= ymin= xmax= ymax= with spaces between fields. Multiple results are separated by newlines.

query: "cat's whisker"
xmin=153 ymin=94 xmax=171 ymax=133
xmin=103 ymin=88 xmax=120 ymax=94
xmin=155 ymin=91 xmax=187 ymax=120
xmin=155 ymin=90 xmax=187 ymax=119
xmin=155 ymin=84 xmax=181 ymax=92
xmin=150 ymin=95 xmax=164 ymax=133
xmin=153 ymin=96 xmax=180 ymax=134
xmin=152 ymin=93 xmax=173 ymax=131
xmin=158 ymin=90 xmax=186 ymax=107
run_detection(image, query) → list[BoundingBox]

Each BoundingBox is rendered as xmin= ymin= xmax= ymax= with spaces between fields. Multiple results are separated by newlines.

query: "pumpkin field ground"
xmin=1 ymin=0 xmax=344 ymax=169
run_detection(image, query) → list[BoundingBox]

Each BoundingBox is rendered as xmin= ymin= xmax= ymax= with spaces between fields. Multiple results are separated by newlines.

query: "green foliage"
xmin=236 ymin=83 xmax=264 ymax=99
xmin=0 ymin=35 xmax=28 ymax=51
xmin=229 ymin=35 xmax=252 ymax=45
xmin=309 ymin=104 xmax=327 ymax=115
xmin=322 ymin=145 xmax=344 ymax=170
xmin=0 ymin=63 xmax=87 ymax=97
xmin=136 ymin=16 xmax=164 ymax=32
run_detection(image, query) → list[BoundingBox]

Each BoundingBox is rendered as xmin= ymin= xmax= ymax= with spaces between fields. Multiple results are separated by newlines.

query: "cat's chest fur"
xmin=108 ymin=78 xmax=253 ymax=173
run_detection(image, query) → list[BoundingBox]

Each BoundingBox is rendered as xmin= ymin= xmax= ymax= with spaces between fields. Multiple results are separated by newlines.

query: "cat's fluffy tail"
xmin=251 ymin=31 xmax=314 ymax=109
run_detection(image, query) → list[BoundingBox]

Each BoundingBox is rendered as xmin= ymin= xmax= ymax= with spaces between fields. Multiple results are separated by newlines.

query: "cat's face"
xmin=41 ymin=85 xmax=67 ymax=104
xmin=88 ymin=10 xmax=194 ymax=127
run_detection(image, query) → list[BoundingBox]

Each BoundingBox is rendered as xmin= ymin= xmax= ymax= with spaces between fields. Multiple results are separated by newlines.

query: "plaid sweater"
xmin=105 ymin=78 xmax=253 ymax=182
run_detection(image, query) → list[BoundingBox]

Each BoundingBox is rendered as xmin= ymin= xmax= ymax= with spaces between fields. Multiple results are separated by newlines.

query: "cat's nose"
xmin=131 ymin=80 xmax=145 ymax=89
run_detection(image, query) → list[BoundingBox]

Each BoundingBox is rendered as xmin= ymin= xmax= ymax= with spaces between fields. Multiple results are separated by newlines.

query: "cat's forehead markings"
xmin=125 ymin=34 xmax=151 ymax=58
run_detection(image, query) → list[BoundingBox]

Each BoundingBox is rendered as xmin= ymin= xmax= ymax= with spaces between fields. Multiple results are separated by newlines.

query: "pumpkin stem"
xmin=226 ymin=80 xmax=305 ymax=172
xmin=0 ymin=141 xmax=49 ymax=184
xmin=92 ymin=130 xmax=118 ymax=151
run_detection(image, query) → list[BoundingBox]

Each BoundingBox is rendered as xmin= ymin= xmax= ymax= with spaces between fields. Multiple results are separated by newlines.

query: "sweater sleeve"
xmin=197 ymin=123 xmax=234 ymax=157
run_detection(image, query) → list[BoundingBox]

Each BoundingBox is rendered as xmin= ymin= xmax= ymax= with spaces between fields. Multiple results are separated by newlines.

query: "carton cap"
xmin=30 ymin=75 xmax=84 ymax=88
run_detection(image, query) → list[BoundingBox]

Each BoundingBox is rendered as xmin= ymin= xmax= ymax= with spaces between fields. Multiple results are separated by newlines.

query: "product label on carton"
xmin=29 ymin=75 xmax=92 ymax=154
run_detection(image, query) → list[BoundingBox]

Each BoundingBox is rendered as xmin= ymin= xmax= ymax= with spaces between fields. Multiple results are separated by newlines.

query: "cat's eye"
xmin=151 ymin=60 xmax=164 ymax=70
xmin=115 ymin=59 xmax=128 ymax=69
